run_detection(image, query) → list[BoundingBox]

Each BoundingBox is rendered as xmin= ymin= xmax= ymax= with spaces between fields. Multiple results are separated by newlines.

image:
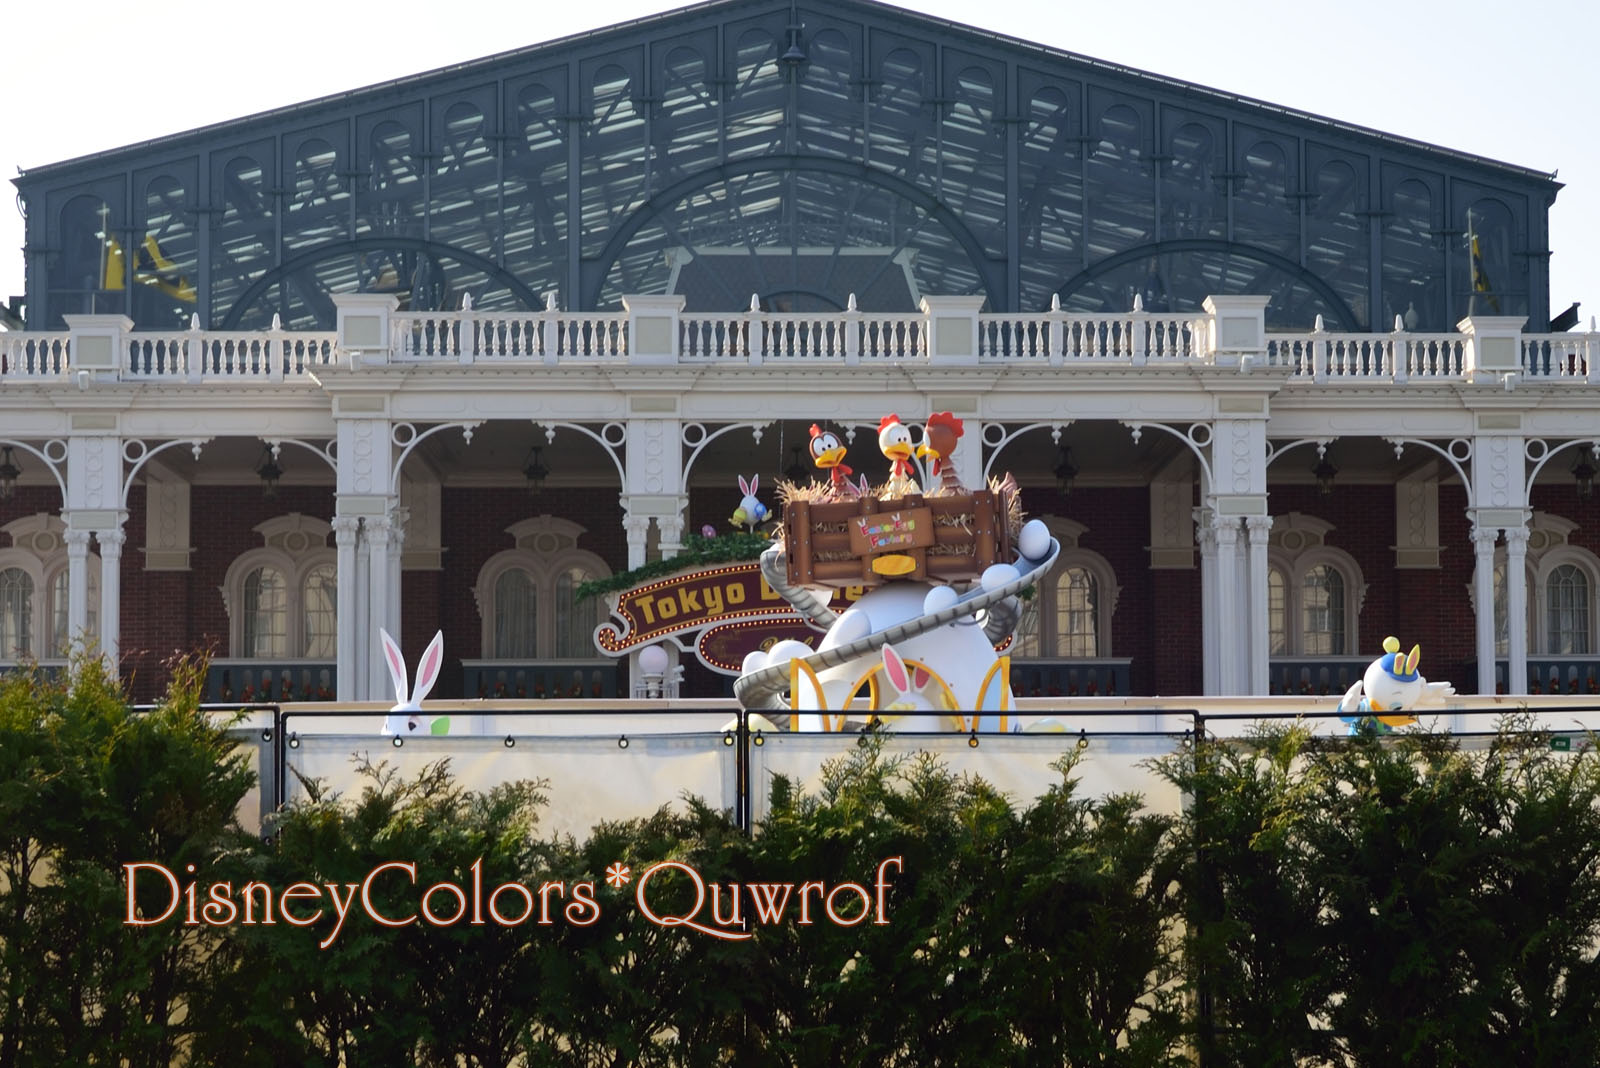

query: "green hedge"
xmin=3 ymin=662 xmax=1599 ymax=1066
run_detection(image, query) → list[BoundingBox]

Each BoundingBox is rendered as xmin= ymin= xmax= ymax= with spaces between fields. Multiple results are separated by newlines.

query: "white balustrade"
xmin=1522 ymin=333 xmax=1595 ymax=379
xmin=0 ymin=333 xmax=70 ymax=379
xmin=5 ymin=298 xmax=1600 ymax=386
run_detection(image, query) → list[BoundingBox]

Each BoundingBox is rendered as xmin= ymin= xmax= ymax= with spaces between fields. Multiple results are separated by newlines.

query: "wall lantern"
xmin=1054 ymin=445 xmax=1078 ymax=495
xmin=522 ymin=445 xmax=549 ymax=496
xmin=0 ymin=447 xmax=20 ymax=501
xmin=255 ymin=444 xmax=283 ymax=500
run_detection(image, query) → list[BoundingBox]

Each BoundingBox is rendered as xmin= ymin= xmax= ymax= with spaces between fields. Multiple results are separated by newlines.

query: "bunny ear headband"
xmin=380 ymin=628 xmax=445 ymax=706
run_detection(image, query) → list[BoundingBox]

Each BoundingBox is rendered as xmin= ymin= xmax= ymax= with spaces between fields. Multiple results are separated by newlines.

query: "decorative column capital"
xmin=1469 ymin=523 xmax=1500 ymax=551
xmin=387 ymin=507 xmax=409 ymax=550
xmin=1244 ymin=514 xmax=1274 ymax=542
xmin=64 ymin=528 xmax=93 ymax=554
xmin=331 ymin=515 xmax=362 ymax=543
xmin=655 ymin=515 xmax=686 ymax=557
xmin=1502 ymin=525 xmax=1530 ymax=554
xmin=95 ymin=528 xmax=127 ymax=556
xmin=622 ymin=513 xmax=653 ymax=541
xmin=364 ymin=513 xmax=393 ymax=539
xmin=1211 ymin=513 xmax=1241 ymax=547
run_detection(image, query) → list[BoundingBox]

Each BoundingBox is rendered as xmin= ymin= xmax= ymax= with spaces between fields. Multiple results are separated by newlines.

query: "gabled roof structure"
xmin=15 ymin=0 xmax=1560 ymax=333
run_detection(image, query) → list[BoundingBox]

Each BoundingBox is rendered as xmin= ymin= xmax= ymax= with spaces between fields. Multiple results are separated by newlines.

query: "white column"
xmin=1194 ymin=508 xmax=1218 ymax=695
xmin=1472 ymin=523 xmax=1498 ymax=696
xmin=1245 ymin=514 xmax=1273 ymax=696
xmin=94 ymin=526 xmax=125 ymax=669
xmin=1504 ymin=524 xmax=1529 ymax=696
xmin=656 ymin=514 xmax=685 ymax=559
xmin=387 ymin=507 xmax=407 ymax=641
xmin=332 ymin=516 xmax=360 ymax=701
xmin=365 ymin=513 xmax=393 ymax=701
xmin=1213 ymin=516 xmax=1242 ymax=694
xmin=622 ymin=512 xmax=652 ymax=569
xmin=355 ymin=527 xmax=371 ymax=701
xmin=64 ymin=528 xmax=92 ymax=650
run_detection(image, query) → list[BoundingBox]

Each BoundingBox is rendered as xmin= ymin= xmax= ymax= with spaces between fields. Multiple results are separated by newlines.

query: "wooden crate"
xmin=784 ymin=489 xmax=1012 ymax=590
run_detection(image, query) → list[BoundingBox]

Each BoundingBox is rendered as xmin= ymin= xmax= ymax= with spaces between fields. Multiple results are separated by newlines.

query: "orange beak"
xmin=815 ymin=445 xmax=847 ymax=467
xmin=883 ymin=443 xmax=913 ymax=461
xmin=916 ymin=443 xmax=939 ymax=460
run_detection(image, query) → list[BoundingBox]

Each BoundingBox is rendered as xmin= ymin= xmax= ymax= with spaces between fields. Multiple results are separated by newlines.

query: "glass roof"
xmin=17 ymin=0 xmax=1557 ymax=333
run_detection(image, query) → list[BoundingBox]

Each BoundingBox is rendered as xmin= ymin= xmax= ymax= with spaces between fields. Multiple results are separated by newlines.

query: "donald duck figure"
xmin=1337 ymin=635 xmax=1455 ymax=734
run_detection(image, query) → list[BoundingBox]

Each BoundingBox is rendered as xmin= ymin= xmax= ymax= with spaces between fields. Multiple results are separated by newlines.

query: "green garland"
xmin=575 ymin=530 xmax=775 ymax=601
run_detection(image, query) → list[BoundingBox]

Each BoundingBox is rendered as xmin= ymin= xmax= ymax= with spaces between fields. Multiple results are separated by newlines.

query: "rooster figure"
xmin=877 ymin=414 xmax=921 ymax=496
xmin=809 ymin=423 xmax=861 ymax=499
xmin=917 ymin=411 xmax=966 ymax=494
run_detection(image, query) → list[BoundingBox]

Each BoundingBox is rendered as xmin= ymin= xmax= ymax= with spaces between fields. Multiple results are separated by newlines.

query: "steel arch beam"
xmin=581 ymin=155 xmax=1004 ymax=311
xmin=1051 ymin=238 xmax=1361 ymax=331
xmin=219 ymin=237 xmax=546 ymax=329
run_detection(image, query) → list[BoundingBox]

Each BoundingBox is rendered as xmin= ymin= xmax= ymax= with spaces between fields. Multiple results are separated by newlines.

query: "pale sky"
xmin=5 ymin=0 xmax=1596 ymax=327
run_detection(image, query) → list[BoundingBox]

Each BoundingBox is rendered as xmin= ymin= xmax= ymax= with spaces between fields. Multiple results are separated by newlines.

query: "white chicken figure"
xmin=876 ymin=414 xmax=921 ymax=496
xmin=1337 ymin=635 xmax=1455 ymax=734
xmin=380 ymin=629 xmax=450 ymax=736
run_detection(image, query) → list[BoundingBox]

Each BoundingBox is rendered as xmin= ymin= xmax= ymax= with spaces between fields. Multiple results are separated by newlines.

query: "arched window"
xmin=1 ymin=515 xmax=100 ymax=662
xmin=0 ymin=568 xmax=31 ymax=659
xmin=494 ymin=568 xmax=538 ymax=659
xmin=1482 ymin=515 xmax=1600 ymax=657
xmin=242 ymin=566 xmax=288 ymax=657
xmin=475 ymin=518 xmax=612 ymax=659
xmin=222 ymin=515 xmax=337 ymax=658
xmin=1267 ymin=513 xmax=1364 ymax=656
xmin=1013 ymin=518 xmax=1117 ymax=659
xmin=301 ymin=563 xmax=338 ymax=659
xmin=1546 ymin=564 xmax=1590 ymax=655
xmin=1301 ymin=564 xmax=1346 ymax=655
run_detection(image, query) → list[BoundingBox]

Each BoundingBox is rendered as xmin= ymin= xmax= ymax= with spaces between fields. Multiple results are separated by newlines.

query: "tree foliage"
xmin=5 ymin=660 xmax=1600 ymax=1067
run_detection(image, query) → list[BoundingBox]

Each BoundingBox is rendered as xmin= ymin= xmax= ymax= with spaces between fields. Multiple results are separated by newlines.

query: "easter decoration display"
xmin=730 ymin=474 xmax=771 ymax=531
xmin=1336 ymin=635 xmax=1456 ymax=734
xmin=380 ymin=629 xmax=451 ymax=737
xmin=736 ymin=411 xmax=1061 ymax=731
xmin=917 ymin=411 xmax=967 ymax=494
xmin=808 ymin=422 xmax=864 ymax=499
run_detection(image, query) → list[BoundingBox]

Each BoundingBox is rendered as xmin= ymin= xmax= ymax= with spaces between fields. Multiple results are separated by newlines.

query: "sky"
xmin=4 ymin=0 xmax=1597 ymax=327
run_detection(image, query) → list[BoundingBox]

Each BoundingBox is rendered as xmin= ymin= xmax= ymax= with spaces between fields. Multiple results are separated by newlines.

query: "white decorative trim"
xmin=473 ymin=519 xmax=611 ymax=657
xmin=221 ymin=516 xmax=337 ymax=655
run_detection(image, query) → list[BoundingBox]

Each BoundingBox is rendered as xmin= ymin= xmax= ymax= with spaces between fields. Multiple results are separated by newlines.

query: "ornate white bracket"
xmin=1265 ymin=436 xmax=1335 ymax=467
xmin=1523 ymin=438 xmax=1600 ymax=499
xmin=388 ymin=422 xmax=481 ymax=496
xmin=681 ymin=421 xmax=772 ymax=484
xmin=1385 ymin=437 xmax=1474 ymax=508
xmin=980 ymin=421 xmax=1073 ymax=482
xmin=1121 ymin=421 xmax=1215 ymax=491
xmin=535 ymin=421 xmax=628 ymax=486
xmin=0 ymin=437 xmax=69 ymax=503
xmin=264 ymin=436 xmax=338 ymax=475
xmin=121 ymin=438 xmax=209 ymax=509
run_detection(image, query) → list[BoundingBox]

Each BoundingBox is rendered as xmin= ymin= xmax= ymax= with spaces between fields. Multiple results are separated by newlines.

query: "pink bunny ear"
xmin=750 ymin=473 xmax=759 ymax=492
xmin=737 ymin=475 xmax=748 ymax=495
xmin=912 ymin=663 xmax=931 ymax=689
xmin=413 ymin=631 xmax=445 ymax=703
xmin=380 ymin=628 xmax=408 ymax=704
xmin=881 ymin=644 xmax=910 ymax=694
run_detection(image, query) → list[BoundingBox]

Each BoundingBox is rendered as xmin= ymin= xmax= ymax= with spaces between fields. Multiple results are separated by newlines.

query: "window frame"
xmin=221 ymin=515 xmax=337 ymax=658
xmin=1482 ymin=514 xmax=1600 ymax=657
xmin=1266 ymin=513 xmax=1365 ymax=657
xmin=0 ymin=514 xmax=101 ymax=663
xmin=1013 ymin=517 xmax=1118 ymax=659
xmin=473 ymin=517 xmax=612 ymax=660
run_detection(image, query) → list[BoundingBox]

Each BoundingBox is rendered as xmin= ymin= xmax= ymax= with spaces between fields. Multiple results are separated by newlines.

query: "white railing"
xmin=3 ymin=297 xmax=1599 ymax=386
xmin=393 ymin=310 xmax=627 ymax=362
xmin=1 ymin=333 xmax=70 ymax=379
xmin=1523 ymin=333 xmax=1595 ymax=379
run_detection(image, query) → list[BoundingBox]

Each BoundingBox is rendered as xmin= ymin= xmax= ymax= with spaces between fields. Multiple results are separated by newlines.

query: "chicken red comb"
xmin=810 ymin=422 xmax=824 ymax=438
xmin=926 ymin=411 xmax=964 ymax=435
xmin=877 ymin=413 xmax=902 ymax=432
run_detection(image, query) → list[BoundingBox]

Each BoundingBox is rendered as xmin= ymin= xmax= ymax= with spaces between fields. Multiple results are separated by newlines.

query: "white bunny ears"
xmin=380 ymin=628 xmax=446 ymax=736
